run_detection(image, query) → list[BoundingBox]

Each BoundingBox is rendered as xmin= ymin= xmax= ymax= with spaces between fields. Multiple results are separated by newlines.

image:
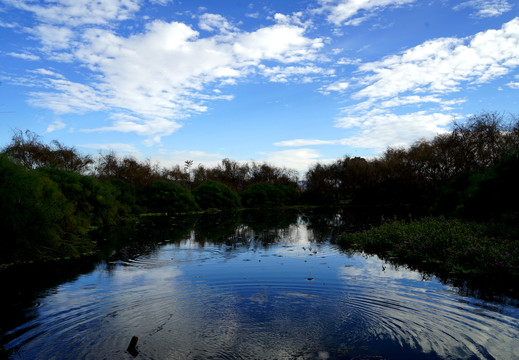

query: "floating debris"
xmin=127 ymin=336 xmax=139 ymax=357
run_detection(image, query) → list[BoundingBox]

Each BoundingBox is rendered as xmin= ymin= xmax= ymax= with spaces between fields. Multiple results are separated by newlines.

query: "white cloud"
xmin=354 ymin=18 xmax=519 ymax=100
xmin=317 ymin=0 xmax=416 ymax=26
xmin=150 ymin=150 xmax=225 ymax=169
xmin=29 ymin=68 xmax=65 ymax=78
xmin=7 ymin=52 xmax=40 ymax=60
xmin=80 ymin=143 xmax=140 ymax=153
xmin=507 ymin=81 xmax=519 ymax=89
xmin=0 ymin=20 xmax=18 ymax=28
xmin=199 ymin=13 xmax=236 ymax=33
xmin=46 ymin=119 xmax=66 ymax=132
xmin=6 ymin=0 xmax=141 ymax=26
xmin=33 ymin=24 xmax=74 ymax=50
xmin=276 ymin=112 xmax=454 ymax=152
xmin=263 ymin=148 xmax=328 ymax=171
xmin=454 ymin=0 xmax=513 ymax=18
xmin=334 ymin=111 xmax=454 ymax=150
xmin=29 ymin=78 xmax=106 ymax=113
xmin=274 ymin=139 xmax=336 ymax=147
xmin=260 ymin=65 xmax=333 ymax=83
xmin=21 ymin=12 xmax=323 ymax=143
xmin=233 ymin=24 xmax=323 ymax=63
xmin=302 ymin=18 xmax=519 ymax=154
xmin=320 ymin=80 xmax=349 ymax=93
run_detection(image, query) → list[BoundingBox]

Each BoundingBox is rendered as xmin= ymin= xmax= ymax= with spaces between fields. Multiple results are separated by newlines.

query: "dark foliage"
xmin=2 ymin=129 xmax=93 ymax=172
xmin=144 ymin=180 xmax=200 ymax=214
xmin=192 ymin=180 xmax=240 ymax=210
xmin=241 ymin=182 xmax=289 ymax=208
xmin=0 ymin=156 xmax=92 ymax=262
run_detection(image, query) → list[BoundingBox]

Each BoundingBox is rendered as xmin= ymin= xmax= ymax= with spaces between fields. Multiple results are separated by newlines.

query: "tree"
xmin=192 ymin=180 xmax=241 ymax=210
xmin=241 ymin=182 xmax=285 ymax=208
xmin=2 ymin=129 xmax=93 ymax=172
xmin=144 ymin=180 xmax=200 ymax=214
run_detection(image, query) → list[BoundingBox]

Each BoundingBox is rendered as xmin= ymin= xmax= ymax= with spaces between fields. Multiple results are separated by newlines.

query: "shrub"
xmin=192 ymin=180 xmax=240 ymax=210
xmin=0 ymin=156 xmax=92 ymax=262
xmin=241 ymin=182 xmax=285 ymax=208
xmin=340 ymin=217 xmax=519 ymax=278
xmin=144 ymin=180 xmax=200 ymax=214
xmin=37 ymin=167 xmax=127 ymax=227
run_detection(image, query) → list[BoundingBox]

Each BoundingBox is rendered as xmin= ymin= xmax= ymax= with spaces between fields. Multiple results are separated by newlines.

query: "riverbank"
xmin=340 ymin=217 xmax=519 ymax=285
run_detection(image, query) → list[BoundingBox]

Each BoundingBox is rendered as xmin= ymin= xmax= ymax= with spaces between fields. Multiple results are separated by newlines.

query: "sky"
xmin=1 ymin=0 xmax=518 ymax=172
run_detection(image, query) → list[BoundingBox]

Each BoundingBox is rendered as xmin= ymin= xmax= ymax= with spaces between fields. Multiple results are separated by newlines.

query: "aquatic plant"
xmin=340 ymin=217 xmax=519 ymax=279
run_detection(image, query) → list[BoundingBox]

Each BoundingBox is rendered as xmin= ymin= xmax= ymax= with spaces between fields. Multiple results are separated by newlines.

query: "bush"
xmin=144 ymin=180 xmax=200 ymax=214
xmin=0 ymin=156 xmax=93 ymax=262
xmin=340 ymin=217 xmax=519 ymax=278
xmin=37 ymin=167 xmax=127 ymax=227
xmin=192 ymin=180 xmax=240 ymax=210
xmin=241 ymin=182 xmax=285 ymax=208
xmin=276 ymin=184 xmax=299 ymax=205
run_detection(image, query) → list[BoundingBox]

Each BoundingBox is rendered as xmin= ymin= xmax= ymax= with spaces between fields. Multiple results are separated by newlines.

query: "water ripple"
xmin=5 ymin=231 xmax=519 ymax=360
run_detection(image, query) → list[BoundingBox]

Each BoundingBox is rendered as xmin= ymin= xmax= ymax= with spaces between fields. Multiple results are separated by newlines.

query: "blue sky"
xmin=1 ymin=0 xmax=518 ymax=171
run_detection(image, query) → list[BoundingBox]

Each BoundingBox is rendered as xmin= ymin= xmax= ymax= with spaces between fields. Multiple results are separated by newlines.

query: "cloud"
xmin=274 ymin=139 xmax=335 ymax=147
xmin=453 ymin=0 xmax=513 ymax=18
xmin=334 ymin=111 xmax=454 ymax=150
xmin=260 ymin=65 xmax=333 ymax=83
xmin=28 ymin=77 xmax=106 ymax=113
xmin=199 ymin=13 xmax=236 ymax=33
xmin=80 ymin=143 xmax=140 ymax=153
xmin=320 ymin=80 xmax=349 ymax=94
xmin=29 ymin=79 xmax=106 ymax=114
xmin=317 ymin=0 xmax=416 ymax=26
xmin=33 ymin=24 xmax=75 ymax=50
xmin=18 ymin=9 xmax=324 ymax=143
xmin=5 ymin=0 xmax=141 ymax=26
xmin=263 ymin=148 xmax=329 ymax=171
xmin=507 ymin=81 xmax=519 ymax=89
xmin=7 ymin=52 xmax=40 ymax=60
xmin=150 ymin=150 xmax=225 ymax=169
xmin=233 ymin=23 xmax=323 ymax=63
xmin=276 ymin=111 xmax=454 ymax=152
xmin=276 ymin=19 xmax=519 ymax=154
xmin=46 ymin=119 xmax=66 ymax=132
xmin=354 ymin=17 xmax=519 ymax=101
xmin=309 ymin=19 xmax=519 ymax=152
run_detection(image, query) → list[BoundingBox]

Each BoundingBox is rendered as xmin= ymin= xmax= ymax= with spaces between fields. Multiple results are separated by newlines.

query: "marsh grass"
xmin=340 ymin=217 xmax=519 ymax=280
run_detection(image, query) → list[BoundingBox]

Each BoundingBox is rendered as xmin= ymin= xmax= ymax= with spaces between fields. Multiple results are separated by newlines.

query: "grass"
xmin=340 ymin=217 xmax=519 ymax=281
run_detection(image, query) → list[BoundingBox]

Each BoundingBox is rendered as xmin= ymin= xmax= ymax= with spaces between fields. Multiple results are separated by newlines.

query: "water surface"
xmin=3 ymin=210 xmax=519 ymax=359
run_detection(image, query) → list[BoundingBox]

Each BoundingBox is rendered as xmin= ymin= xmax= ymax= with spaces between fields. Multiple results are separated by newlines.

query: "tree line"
xmin=1 ymin=111 xmax=518 ymax=263
xmin=305 ymin=112 xmax=519 ymax=217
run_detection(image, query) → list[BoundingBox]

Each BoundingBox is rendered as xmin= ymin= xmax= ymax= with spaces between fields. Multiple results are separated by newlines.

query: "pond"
xmin=2 ymin=209 xmax=519 ymax=359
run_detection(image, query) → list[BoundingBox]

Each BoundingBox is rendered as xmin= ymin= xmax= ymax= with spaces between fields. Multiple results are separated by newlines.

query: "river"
xmin=2 ymin=209 xmax=518 ymax=359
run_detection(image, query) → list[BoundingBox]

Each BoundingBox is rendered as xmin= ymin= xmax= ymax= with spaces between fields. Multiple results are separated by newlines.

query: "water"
xmin=2 ymin=210 xmax=519 ymax=359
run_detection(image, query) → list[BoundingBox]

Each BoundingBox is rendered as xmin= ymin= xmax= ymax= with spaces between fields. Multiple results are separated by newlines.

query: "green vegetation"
xmin=336 ymin=112 xmax=519 ymax=284
xmin=241 ymin=182 xmax=297 ymax=208
xmin=145 ymin=180 xmax=200 ymax=214
xmin=0 ymin=155 xmax=93 ymax=263
xmin=192 ymin=180 xmax=240 ymax=210
xmin=340 ymin=217 xmax=519 ymax=280
xmin=1 ymin=111 xmax=518 ymax=283
xmin=305 ymin=112 xmax=519 ymax=209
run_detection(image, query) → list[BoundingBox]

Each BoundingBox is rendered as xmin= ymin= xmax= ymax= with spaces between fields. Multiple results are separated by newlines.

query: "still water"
xmin=2 ymin=210 xmax=519 ymax=359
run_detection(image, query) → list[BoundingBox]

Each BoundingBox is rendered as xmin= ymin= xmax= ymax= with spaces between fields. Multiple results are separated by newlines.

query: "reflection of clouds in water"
xmin=339 ymin=254 xmax=424 ymax=281
xmin=336 ymin=254 xmax=519 ymax=359
xmin=8 ymin=216 xmax=519 ymax=360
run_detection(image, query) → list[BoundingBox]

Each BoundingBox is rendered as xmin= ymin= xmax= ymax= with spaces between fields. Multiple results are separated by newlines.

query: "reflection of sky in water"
xmin=5 ymin=218 xmax=519 ymax=359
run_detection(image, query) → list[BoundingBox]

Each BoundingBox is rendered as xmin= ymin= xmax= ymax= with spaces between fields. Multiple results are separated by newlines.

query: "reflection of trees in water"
xmin=100 ymin=214 xmax=199 ymax=265
xmin=100 ymin=207 xmax=418 ymax=260
xmin=303 ymin=207 xmax=417 ymax=243
xmin=193 ymin=211 xmax=241 ymax=245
